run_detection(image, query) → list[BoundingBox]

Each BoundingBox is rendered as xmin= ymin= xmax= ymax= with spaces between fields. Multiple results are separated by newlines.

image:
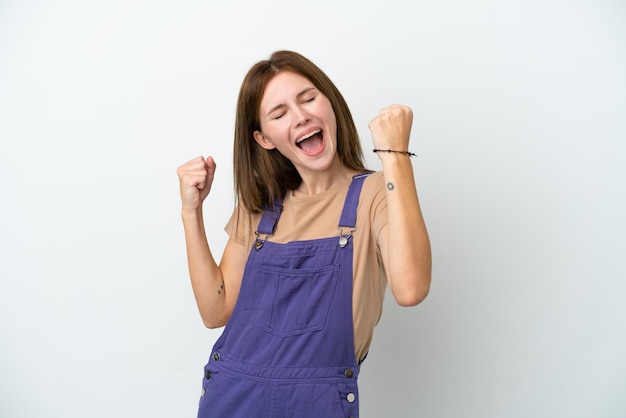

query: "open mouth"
xmin=296 ymin=129 xmax=323 ymax=153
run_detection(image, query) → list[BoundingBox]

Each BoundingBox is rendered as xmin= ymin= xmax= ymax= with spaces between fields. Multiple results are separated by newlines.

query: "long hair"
xmin=233 ymin=50 xmax=367 ymax=214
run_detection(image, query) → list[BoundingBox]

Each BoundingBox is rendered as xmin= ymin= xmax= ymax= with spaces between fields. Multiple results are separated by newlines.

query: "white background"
xmin=1 ymin=1 xmax=625 ymax=417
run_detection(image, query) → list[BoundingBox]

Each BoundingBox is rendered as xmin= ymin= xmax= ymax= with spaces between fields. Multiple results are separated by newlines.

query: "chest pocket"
xmin=252 ymin=264 xmax=340 ymax=337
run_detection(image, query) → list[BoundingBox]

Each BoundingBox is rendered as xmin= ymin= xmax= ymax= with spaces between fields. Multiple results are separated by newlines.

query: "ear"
xmin=253 ymin=130 xmax=276 ymax=150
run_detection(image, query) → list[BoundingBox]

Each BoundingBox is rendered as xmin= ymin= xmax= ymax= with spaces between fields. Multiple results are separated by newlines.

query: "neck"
xmin=292 ymin=160 xmax=356 ymax=197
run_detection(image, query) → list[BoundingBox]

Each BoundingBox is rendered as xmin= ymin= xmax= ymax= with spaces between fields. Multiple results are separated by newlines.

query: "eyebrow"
xmin=265 ymin=87 xmax=317 ymax=117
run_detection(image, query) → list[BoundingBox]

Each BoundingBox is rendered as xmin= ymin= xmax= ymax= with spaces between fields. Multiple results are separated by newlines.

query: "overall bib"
xmin=198 ymin=173 xmax=370 ymax=418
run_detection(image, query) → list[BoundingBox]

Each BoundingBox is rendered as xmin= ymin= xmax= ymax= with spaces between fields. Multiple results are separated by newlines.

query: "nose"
xmin=293 ymin=106 xmax=311 ymax=127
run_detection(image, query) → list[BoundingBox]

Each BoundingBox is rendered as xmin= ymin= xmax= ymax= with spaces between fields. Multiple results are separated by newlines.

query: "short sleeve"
xmin=224 ymin=204 xmax=259 ymax=250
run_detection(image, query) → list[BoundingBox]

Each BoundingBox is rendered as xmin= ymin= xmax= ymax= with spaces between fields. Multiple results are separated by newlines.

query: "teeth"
xmin=296 ymin=129 xmax=321 ymax=143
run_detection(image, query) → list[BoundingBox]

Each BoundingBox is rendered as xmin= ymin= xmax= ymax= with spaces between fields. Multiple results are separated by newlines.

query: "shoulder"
xmin=361 ymin=171 xmax=386 ymax=207
xmin=363 ymin=171 xmax=385 ymax=189
xmin=224 ymin=204 xmax=262 ymax=248
xmin=355 ymin=171 xmax=387 ymax=226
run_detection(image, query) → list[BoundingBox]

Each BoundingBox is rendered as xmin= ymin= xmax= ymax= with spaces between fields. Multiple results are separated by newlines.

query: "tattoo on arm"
xmin=386 ymin=182 xmax=395 ymax=191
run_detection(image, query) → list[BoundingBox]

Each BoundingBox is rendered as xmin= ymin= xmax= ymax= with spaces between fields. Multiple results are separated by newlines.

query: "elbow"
xmin=201 ymin=315 xmax=228 ymax=329
xmin=198 ymin=303 xmax=233 ymax=329
xmin=203 ymin=320 xmax=224 ymax=329
xmin=394 ymin=286 xmax=430 ymax=307
xmin=390 ymin=270 xmax=431 ymax=307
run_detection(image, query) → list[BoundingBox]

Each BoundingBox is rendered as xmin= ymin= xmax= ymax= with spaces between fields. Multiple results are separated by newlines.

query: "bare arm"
xmin=369 ymin=105 xmax=432 ymax=306
xmin=177 ymin=156 xmax=247 ymax=327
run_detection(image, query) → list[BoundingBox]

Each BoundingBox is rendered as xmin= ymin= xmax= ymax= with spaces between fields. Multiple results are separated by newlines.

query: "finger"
xmin=205 ymin=156 xmax=217 ymax=173
xmin=381 ymin=105 xmax=411 ymax=119
xmin=179 ymin=167 xmax=208 ymax=190
xmin=177 ymin=156 xmax=205 ymax=176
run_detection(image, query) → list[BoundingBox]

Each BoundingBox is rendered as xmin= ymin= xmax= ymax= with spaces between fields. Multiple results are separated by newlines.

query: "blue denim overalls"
xmin=198 ymin=173 xmax=370 ymax=418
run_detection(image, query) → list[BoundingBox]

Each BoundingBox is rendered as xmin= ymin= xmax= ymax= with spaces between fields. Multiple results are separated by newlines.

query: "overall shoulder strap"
xmin=338 ymin=172 xmax=372 ymax=229
xmin=256 ymin=198 xmax=284 ymax=235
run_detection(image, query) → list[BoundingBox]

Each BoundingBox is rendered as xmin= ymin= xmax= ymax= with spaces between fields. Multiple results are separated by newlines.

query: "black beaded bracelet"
xmin=373 ymin=149 xmax=418 ymax=157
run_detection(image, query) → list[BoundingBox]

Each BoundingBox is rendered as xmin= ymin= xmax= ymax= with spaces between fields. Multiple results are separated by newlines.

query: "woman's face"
xmin=254 ymin=71 xmax=338 ymax=175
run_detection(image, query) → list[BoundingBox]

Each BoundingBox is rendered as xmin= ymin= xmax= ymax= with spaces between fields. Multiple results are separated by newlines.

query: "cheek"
xmin=263 ymin=125 xmax=289 ymax=145
xmin=327 ymin=111 xmax=338 ymax=136
xmin=323 ymin=103 xmax=337 ymax=130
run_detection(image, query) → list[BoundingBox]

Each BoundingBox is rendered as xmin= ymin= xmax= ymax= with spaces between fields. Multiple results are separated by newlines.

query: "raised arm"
xmin=369 ymin=105 xmax=432 ymax=306
xmin=177 ymin=156 xmax=247 ymax=328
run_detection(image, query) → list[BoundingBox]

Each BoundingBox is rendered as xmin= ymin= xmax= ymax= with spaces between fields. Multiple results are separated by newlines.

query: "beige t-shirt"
xmin=225 ymin=171 xmax=389 ymax=362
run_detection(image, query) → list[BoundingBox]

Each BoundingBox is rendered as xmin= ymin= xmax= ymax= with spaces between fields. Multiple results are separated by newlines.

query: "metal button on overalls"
xmin=197 ymin=174 xmax=371 ymax=418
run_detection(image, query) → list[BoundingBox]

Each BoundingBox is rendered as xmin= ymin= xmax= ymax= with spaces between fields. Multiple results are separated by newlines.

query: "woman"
xmin=177 ymin=50 xmax=431 ymax=418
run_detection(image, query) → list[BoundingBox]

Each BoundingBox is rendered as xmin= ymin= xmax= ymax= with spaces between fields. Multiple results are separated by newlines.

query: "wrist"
xmin=181 ymin=207 xmax=203 ymax=221
xmin=373 ymin=148 xmax=417 ymax=158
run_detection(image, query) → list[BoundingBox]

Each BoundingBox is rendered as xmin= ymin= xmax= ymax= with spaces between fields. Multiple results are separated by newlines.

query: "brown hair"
xmin=233 ymin=50 xmax=367 ymax=214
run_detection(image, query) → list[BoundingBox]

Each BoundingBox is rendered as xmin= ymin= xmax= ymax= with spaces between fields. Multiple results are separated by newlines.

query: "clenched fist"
xmin=177 ymin=156 xmax=216 ymax=213
xmin=368 ymin=105 xmax=413 ymax=156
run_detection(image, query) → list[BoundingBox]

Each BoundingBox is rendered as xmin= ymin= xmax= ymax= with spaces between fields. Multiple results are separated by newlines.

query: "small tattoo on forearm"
xmin=387 ymin=182 xmax=395 ymax=191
